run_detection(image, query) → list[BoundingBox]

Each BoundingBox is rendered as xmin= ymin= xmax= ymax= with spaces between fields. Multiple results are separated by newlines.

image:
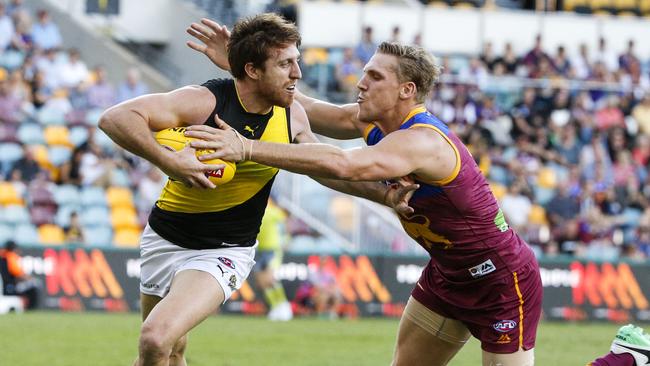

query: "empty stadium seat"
xmin=489 ymin=182 xmax=507 ymax=200
xmin=80 ymin=186 xmax=107 ymax=207
xmin=13 ymin=224 xmax=39 ymax=245
xmin=37 ymin=107 xmax=66 ymax=126
xmin=47 ymin=146 xmax=72 ymax=166
xmin=528 ymin=205 xmax=548 ymax=225
xmin=84 ymin=108 xmax=103 ymax=126
xmin=80 ymin=206 xmax=111 ymax=227
xmin=2 ymin=205 xmax=30 ymax=226
xmin=0 ymin=182 xmax=24 ymax=206
xmin=69 ymin=126 xmax=89 ymax=147
xmin=54 ymin=204 xmax=81 ymax=227
xmin=0 ymin=142 xmax=24 ymax=165
xmin=17 ymin=123 xmax=45 ymax=145
xmin=29 ymin=145 xmax=50 ymax=168
xmin=113 ymin=228 xmax=141 ymax=247
xmin=0 ymin=224 xmax=14 ymax=244
xmin=110 ymin=207 xmax=139 ymax=230
xmin=44 ymin=126 xmax=72 ymax=147
xmin=537 ymin=167 xmax=558 ymax=189
xmin=53 ymin=184 xmax=81 ymax=206
xmin=38 ymin=224 xmax=65 ymax=245
xmin=106 ymin=187 xmax=134 ymax=209
xmin=83 ymin=226 xmax=113 ymax=247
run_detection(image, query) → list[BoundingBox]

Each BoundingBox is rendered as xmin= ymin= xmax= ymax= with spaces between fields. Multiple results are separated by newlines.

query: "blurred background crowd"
xmin=0 ymin=0 xmax=649 ymax=264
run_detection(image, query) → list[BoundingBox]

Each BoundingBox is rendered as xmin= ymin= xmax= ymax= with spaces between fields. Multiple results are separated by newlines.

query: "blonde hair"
xmin=377 ymin=42 xmax=441 ymax=103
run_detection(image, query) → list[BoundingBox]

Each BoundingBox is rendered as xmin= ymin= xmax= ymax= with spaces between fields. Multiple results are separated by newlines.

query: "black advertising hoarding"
xmin=17 ymin=247 xmax=650 ymax=322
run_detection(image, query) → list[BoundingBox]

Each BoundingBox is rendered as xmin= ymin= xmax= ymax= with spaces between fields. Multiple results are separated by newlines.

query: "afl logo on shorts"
xmin=218 ymin=257 xmax=236 ymax=269
xmin=493 ymin=320 xmax=517 ymax=333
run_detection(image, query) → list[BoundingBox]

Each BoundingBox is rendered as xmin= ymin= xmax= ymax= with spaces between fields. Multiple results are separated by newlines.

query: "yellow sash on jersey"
xmin=156 ymin=106 xmax=289 ymax=213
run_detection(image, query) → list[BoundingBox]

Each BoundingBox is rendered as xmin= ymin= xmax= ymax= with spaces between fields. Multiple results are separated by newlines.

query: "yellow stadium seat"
xmin=0 ymin=182 xmax=24 ymax=205
xmin=490 ymin=183 xmax=506 ymax=201
xmin=614 ymin=0 xmax=637 ymax=10
xmin=642 ymin=0 xmax=650 ymax=14
xmin=564 ymin=0 xmax=589 ymax=10
xmin=528 ymin=205 xmax=548 ymax=225
xmin=44 ymin=126 xmax=72 ymax=147
xmin=303 ymin=48 xmax=329 ymax=66
xmin=29 ymin=144 xmax=50 ymax=168
xmin=38 ymin=224 xmax=65 ymax=245
xmin=114 ymin=228 xmax=141 ymax=247
xmin=110 ymin=207 xmax=139 ymax=230
xmin=590 ymin=0 xmax=614 ymax=8
xmin=537 ymin=168 xmax=557 ymax=189
xmin=106 ymin=187 xmax=134 ymax=209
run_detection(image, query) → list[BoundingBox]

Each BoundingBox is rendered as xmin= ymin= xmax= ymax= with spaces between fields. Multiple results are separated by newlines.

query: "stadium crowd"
xmin=0 ymin=3 xmax=648 ymax=262
xmin=302 ymin=26 xmax=650 ymax=261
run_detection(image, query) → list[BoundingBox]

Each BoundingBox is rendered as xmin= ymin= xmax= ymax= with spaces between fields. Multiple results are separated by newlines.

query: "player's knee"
xmin=139 ymin=323 xmax=172 ymax=358
xmin=170 ymin=335 xmax=188 ymax=359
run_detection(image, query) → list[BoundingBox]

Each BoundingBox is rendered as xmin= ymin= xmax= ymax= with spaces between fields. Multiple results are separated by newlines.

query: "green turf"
xmin=0 ymin=312 xmax=641 ymax=365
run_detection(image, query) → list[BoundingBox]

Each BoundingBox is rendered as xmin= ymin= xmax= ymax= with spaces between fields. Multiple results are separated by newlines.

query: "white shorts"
xmin=139 ymin=224 xmax=257 ymax=302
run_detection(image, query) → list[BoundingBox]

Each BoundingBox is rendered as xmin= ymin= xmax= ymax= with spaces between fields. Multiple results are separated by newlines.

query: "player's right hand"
xmin=160 ymin=145 xmax=224 ymax=189
xmin=186 ymin=18 xmax=231 ymax=72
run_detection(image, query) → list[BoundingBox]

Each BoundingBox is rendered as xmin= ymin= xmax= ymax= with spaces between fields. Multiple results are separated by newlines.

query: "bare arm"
xmin=188 ymin=114 xmax=455 ymax=183
xmin=99 ymin=86 xmax=223 ymax=188
xmin=186 ymin=18 xmax=368 ymax=139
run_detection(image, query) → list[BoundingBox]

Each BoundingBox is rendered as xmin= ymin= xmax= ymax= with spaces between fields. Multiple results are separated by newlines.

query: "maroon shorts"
xmin=411 ymin=258 xmax=543 ymax=354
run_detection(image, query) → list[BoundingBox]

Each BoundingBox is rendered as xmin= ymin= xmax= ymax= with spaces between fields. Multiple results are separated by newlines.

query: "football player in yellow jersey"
xmin=254 ymin=197 xmax=293 ymax=321
xmin=100 ymin=13 xmax=415 ymax=366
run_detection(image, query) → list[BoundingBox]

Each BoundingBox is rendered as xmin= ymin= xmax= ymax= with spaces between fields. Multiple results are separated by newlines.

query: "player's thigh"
xmin=482 ymin=348 xmax=535 ymax=366
xmin=142 ymin=269 xmax=225 ymax=344
xmin=141 ymin=293 xmax=163 ymax=321
xmin=393 ymin=297 xmax=470 ymax=366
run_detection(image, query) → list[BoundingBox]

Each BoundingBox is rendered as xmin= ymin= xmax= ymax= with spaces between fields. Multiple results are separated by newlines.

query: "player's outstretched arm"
xmin=186 ymin=17 xmax=367 ymax=139
xmin=99 ymin=86 xmax=223 ymax=188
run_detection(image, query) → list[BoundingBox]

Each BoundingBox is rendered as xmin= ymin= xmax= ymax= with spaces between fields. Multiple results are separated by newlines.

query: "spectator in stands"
xmin=500 ymin=179 xmax=532 ymax=231
xmin=495 ymin=42 xmax=519 ymax=75
xmin=35 ymin=47 xmax=60 ymax=89
xmin=58 ymin=146 xmax=83 ymax=186
xmin=571 ymin=43 xmax=591 ymax=80
xmin=389 ymin=25 xmax=401 ymax=43
xmin=6 ymin=0 xmax=25 ymax=17
xmin=29 ymin=70 xmax=52 ymax=109
xmin=136 ymin=165 xmax=166 ymax=211
xmin=633 ymin=93 xmax=650 ymax=136
xmin=85 ymin=65 xmax=115 ymax=110
xmin=8 ymin=69 xmax=32 ymax=106
xmin=30 ymin=9 xmax=61 ymax=51
xmin=116 ymin=67 xmax=148 ymax=103
xmin=10 ymin=144 xmax=41 ymax=181
xmin=10 ymin=9 xmax=32 ymax=52
xmin=618 ymin=39 xmax=639 ymax=74
xmin=0 ymin=2 xmax=14 ymax=52
xmin=522 ymin=34 xmax=550 ymax=77
xmin=354 ymin=26 xmax=376 ymax=64
xmin=335 ymin=47 xmax=362 ymax=101
xmin=595 ymin=37 xmax=618 ymax=73
xmin=63 ymin=211 xmax=84 ymax=244
xmin=552 ymin=45 xmax=571 ymax=77
xmin=295 ymin=261 xmax=342 ymax=320
xmin=0 ymin=78 xmax=22 ymax=123
xmin=0 ymin=240 xmax=40 ymax=309
xmin=479 ymin=41 xmax=498 ymax=72
xmin=58 ymin=48 xmax=89 ymax=89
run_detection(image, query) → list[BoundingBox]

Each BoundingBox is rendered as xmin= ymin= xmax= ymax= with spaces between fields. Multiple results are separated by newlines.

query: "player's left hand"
xmin=185 ymin=114 xmax=250 ymax=162
xmin=385 ymin=179 xmax=418 ymax=218
xmin=186 ymin=18 xmax=231 ymax=71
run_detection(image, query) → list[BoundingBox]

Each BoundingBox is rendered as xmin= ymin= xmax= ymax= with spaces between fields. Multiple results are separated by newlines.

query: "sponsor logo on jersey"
xmin=496 ymin=334 xmax=512 ymax=344
xmin=493 ymin=320 xmax=517 ymax=333
xmin=218 ymin=257 xmax=236 ymax=269
xmin=142 ymin=283 xmax=159 ymax=289
xmin=469 ymin=259 xmax=496 ymax=278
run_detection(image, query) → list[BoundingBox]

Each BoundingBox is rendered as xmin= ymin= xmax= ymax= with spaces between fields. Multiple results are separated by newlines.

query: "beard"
xmin=258 ymin=77 xmax=294 ymax=108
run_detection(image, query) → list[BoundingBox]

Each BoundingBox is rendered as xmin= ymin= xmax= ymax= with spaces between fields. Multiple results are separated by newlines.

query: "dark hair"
xmin=228 ymin=13 xmax=301 ymax=79
xmin=376 ymin=42 xmax=441 ymax=103
xmin=4 ymin=240 xmax=17 ymax=251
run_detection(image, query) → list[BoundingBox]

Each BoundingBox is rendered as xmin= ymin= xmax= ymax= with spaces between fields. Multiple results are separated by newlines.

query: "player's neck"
xmin=377 ymin=101 xmax=423 ymax=133
xmin=234 ymin=79 xmax=273 ymax=114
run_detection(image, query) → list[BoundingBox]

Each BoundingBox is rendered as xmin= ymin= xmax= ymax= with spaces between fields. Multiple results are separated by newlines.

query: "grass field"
xmin=0 ymin=312 xmax=641 ymax=365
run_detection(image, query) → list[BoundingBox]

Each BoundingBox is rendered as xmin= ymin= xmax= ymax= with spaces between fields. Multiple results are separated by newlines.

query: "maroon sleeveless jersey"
xmin=365 ymin=107 xmax=536 ymax=284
